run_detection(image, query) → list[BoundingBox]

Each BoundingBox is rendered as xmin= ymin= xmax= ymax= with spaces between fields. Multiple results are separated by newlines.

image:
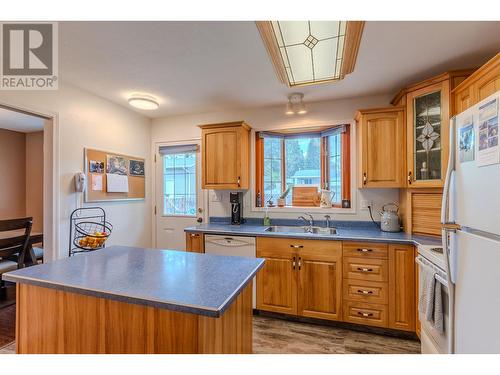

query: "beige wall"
xmin=26 ymin=131 xmax=44 ymax=232
xmin=0 ymin=83 xmax=152 ymax=259
xmin=0 ymin=128 xmax=26 ymax=220
xmin=151 ymin=94 xmax=399 ymax=224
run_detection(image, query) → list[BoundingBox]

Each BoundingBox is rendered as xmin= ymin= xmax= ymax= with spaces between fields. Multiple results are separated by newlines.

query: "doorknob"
xmin=197 ymin=217 xmax=203 ymax=223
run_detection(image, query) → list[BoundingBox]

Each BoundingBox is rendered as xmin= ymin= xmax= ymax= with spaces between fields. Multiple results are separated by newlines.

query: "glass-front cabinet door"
xmin=406 ymin=80 xmax=450 ymax=187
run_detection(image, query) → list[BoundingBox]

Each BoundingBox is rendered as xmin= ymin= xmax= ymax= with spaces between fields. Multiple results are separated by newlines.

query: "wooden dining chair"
xmin=0 ymin=217 xmax=33 ymax=293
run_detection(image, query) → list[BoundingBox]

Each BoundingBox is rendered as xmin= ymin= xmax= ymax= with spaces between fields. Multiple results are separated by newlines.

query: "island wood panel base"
xmin=15 ymin=283 xmax=252 ymax=354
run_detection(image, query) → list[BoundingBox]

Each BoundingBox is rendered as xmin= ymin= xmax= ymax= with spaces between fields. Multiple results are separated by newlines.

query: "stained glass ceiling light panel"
xmin=257 ymin=21 xmax=364 ymax=87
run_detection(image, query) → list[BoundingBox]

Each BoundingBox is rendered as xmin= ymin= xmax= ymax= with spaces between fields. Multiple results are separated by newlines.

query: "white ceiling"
xmin=0 ymin=108 xmax=45 ymax=133
xmin=59 ymin=21 xmax=500 ymax=118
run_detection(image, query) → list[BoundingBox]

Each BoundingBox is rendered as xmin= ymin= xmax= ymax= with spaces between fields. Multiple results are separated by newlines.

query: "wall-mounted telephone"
xmin=74 ymin=173 xmax=86 ymax=192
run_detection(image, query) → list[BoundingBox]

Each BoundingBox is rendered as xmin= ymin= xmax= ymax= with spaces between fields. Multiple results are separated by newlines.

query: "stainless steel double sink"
xmin=264 ymin=225 xmax=337 ymax=235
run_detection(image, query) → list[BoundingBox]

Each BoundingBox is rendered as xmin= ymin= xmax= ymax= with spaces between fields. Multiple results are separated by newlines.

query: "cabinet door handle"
xmin=237 ymin=176 xmax=241 ymax=187
xmin=290 ymin=244 xmax=304 ymax=249
xmin=363 ymin=172 xmax=367 ymax=185
xmin=357 ymin=311 xmax=374 ymax=317
xmin=357 ymin=289 xmax=373 ymax=295
xmin=298 ymin=257 xmax=302 ymax=270
xmin=357 ymin=267 xmax=373 ymax=272
xmin=292 ymin=256 xmax=296 ymax=270
xmin=357 ymin=248 xmax=373 ymax=253
xmin=407 ymin=171 xmax=412 ymax=185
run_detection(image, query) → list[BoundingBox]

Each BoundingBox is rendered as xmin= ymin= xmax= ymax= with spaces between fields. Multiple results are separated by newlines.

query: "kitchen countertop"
xmin=2 ymin=245 xmax=264 ymax=318
xmin=184 ymin=223 xmax=442 ymax=247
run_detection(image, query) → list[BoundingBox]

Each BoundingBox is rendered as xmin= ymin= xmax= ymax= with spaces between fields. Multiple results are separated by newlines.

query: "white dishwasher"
xmin=204 ymin=234 xmax=257 ymax=308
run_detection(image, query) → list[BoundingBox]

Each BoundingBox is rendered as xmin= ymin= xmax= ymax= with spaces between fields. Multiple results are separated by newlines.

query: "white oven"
xmin=416 ymin=246 xmax=451 ymax=354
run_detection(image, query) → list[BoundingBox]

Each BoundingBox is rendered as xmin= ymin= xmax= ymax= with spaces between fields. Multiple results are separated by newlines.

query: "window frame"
xmin=255 ymin=125 xmax=351 ymax=208
xmin=161 ymin=149 xmax=198 ymax=217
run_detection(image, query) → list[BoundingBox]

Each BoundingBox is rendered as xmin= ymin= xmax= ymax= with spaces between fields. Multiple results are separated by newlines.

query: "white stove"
xmin=416 ymin=244 xmax=451 ymax=354
xmin=418 ymin=245 xmax=446 ymax=271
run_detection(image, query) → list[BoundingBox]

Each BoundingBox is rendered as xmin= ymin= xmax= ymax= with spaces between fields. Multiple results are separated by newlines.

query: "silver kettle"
xmin=379 ymin=203 xmax=401 ymax=232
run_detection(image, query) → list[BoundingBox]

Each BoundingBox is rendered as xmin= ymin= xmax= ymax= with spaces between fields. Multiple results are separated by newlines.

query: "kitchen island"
xmin=2 ymin=246 xmax=264 ymax=354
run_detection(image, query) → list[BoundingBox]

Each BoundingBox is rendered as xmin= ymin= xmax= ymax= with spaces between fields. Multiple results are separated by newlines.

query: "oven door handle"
xmin=415 ymin=256 xmax=449 ymax=289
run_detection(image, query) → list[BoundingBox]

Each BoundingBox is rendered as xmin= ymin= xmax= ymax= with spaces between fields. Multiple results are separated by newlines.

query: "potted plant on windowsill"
xmin=277 ymin=185 xmax=292 ymax=207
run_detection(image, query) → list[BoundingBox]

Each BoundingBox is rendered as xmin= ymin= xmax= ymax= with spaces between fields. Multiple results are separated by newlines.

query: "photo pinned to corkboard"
xmin=84 ymin=148 xmax=145 ymax=202
xmin=129 ymin=159 xmax=145 ymax=176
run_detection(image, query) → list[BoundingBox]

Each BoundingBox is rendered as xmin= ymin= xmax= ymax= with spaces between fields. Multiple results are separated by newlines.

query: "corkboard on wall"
xmin=84 ymin=148 xmax=145 ymax=202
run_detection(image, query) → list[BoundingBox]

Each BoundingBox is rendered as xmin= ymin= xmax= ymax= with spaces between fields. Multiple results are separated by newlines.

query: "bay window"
xmin=255 ymin=125 xmax=350 ymax=208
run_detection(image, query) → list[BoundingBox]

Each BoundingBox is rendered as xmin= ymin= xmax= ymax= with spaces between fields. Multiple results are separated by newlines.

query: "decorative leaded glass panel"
xmin=414 ymin=90 xmax=442 ymax=181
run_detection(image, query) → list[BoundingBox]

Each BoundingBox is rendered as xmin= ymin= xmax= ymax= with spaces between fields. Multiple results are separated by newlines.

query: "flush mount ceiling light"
xmin=128 ymin=94 xmax=159 ymax=110
xmin=286 ymin=93 xmax=307 ymax=115
xmin=256 ymin=21 xmax=364 ymax=87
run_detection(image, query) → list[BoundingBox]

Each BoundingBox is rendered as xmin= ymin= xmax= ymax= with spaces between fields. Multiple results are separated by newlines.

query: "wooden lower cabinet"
xmin=256 ymin=238 xmax=417 ymax=334
xmin=255 ymin=253 xmax=297 ymax=315
xmin=343 ymin=301 xmax=388 ymax=328
xmin=388 ymin=244 xmax=415 ymax=331
xmin=256 ymin=237 xmax=341 ymax=320
xmin=298 ymin=245 xmax=342 ymax=321
xmin=185 ymin=232 xmax=204 ymax=253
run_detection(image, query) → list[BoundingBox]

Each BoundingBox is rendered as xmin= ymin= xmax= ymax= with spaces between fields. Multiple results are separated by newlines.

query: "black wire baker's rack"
xmin=69 ymin=207 xmax=113 ymax=256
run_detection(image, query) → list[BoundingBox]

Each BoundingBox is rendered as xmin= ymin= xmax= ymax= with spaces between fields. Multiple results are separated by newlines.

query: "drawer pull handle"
xmin=290 ymin=245 xmax=304 ymax=249
xmin=357 ymin=311 xmax=374 ymax=317
xmin=357 ymin=289 xmax=373 ymax=295
xmin=357 ymin=248 xmax=373 ymax=253
xmin=357 ymin=267 xmax=373 ymax=272
xmin=190 ymin=233 xmax=198 ymax=237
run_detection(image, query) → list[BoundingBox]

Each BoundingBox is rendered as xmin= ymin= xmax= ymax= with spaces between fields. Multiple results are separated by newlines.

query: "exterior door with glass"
xmin=155 ymin=141 xmax=206 ymax=250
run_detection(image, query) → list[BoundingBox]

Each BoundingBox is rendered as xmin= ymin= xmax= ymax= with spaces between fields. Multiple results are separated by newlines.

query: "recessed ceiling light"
xmin=128 ymin=94 xmax=159 ymax=110
xmin=257 ymin=21 xmax=365 ymax=87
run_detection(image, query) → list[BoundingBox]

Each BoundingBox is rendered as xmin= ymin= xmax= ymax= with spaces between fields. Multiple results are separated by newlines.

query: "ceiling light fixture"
xmin=256 ymin=21 xmax=365 ymax=87
xmin=285 ymin=93 xmax=307 ymax=115
xmin=285 ymin=100 xmax=295 ymax=115
xmin=128 ymin=94 xmax=159 ymax=110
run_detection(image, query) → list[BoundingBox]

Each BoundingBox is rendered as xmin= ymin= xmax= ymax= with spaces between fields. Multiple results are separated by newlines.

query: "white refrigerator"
xmin=442 ymin=91 xmax=500 ymax=354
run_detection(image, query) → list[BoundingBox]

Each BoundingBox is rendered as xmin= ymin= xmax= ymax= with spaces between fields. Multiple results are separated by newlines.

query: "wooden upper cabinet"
xmin=356 ymin=107 xmax=405 ymax=188
xmin=199 ymin=121 xmax=251 ymax=190
xmin=391 ymin=70 xmax=474 ymax=188
xmin=452 ymin=53 xmax=500 ymax=115
xmin=406 ymin=81 xmax=450 ymax=188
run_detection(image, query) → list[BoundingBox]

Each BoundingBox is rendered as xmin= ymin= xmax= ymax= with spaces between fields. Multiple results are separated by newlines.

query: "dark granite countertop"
xmin=184 ymin=223 xmax=442 ymax=247
xmin=2 ymin=246 xmax=264 ymax=318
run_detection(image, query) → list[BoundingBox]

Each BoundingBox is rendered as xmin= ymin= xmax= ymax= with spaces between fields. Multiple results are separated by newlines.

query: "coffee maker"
xmin=230 ymin=192 xmax=243 ymax=225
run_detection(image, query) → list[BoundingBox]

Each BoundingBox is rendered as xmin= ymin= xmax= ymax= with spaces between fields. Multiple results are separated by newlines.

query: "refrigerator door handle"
xmin=441 ymin=116 xmax=456 ymax=226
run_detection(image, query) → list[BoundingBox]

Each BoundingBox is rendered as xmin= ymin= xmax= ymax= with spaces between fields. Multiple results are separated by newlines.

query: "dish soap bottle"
xmin=263 ymin=206 xmax=271 ymax=226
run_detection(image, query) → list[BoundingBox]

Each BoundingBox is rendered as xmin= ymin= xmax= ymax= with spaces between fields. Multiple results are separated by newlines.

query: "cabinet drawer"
xmin=343 ymin=242 xmax=388 ymax=259
xmin=343 ymin=279 xmax=388 ymax=304
xmin=343 ymin=301 xmax=388 ymax=328
xmin=343 ymin=257 xmax=388 ymax=282
xmin=257 ymin=237 xmax=341 ymax=258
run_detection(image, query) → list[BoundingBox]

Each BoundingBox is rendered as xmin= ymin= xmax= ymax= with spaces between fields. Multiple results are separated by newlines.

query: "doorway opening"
xmin=0 ymin=104 xmax=59 ymax=350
